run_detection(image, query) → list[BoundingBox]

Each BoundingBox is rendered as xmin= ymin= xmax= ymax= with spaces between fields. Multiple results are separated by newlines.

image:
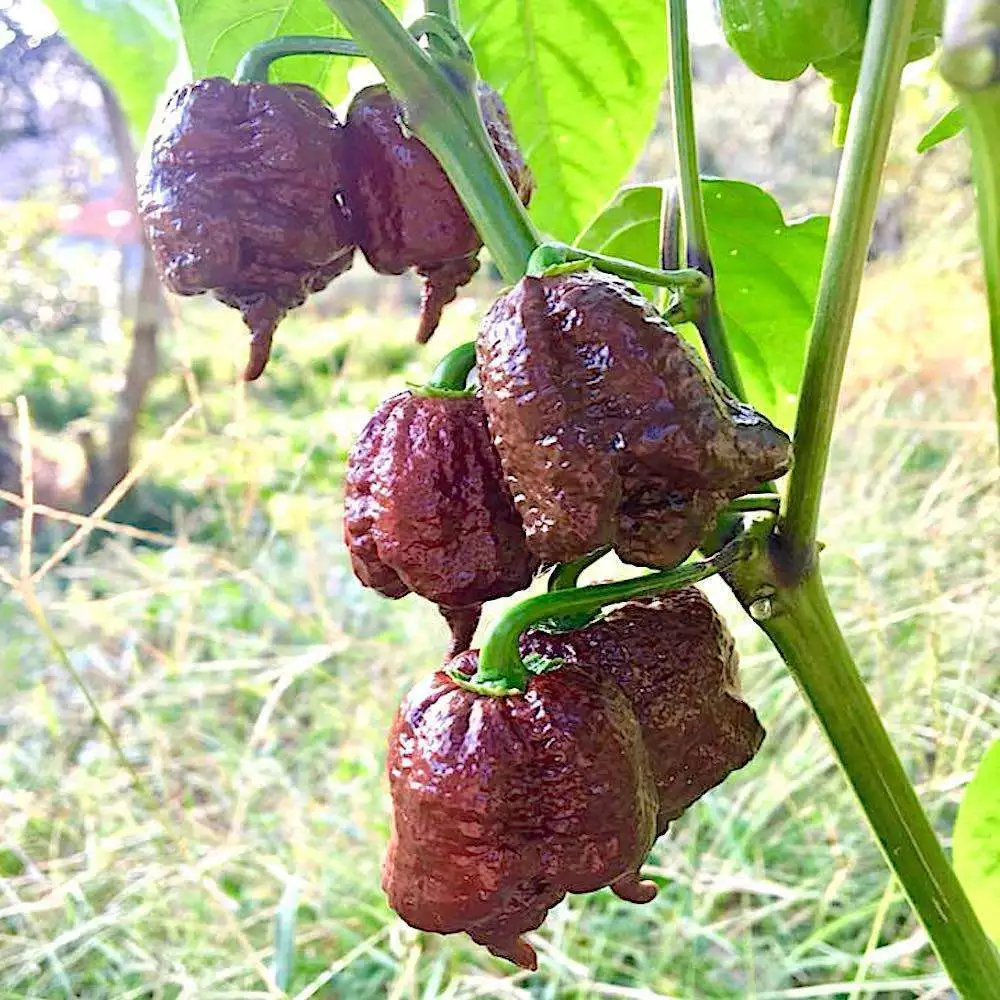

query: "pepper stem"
xmin=452 ymin=536 xmax=750 ymax=697
xmin=528 ymin=242 xmax=711 ymax=297
xmin=547 ymin=546 xmax=611 ymax=592
xmin=233 ymin=35 xmax=363 ymax=83
xmin=421 ymin=341 xmax=477 ymax=395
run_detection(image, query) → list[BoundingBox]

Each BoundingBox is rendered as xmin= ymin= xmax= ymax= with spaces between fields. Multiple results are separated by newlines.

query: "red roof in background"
xmin=56 ymin=189 xmax=141 ymax=245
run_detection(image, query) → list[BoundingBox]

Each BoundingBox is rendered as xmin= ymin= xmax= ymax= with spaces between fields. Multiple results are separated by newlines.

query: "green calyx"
xmin=233 ymin=35 xmax=362 ymax=83
xmin=460 ymin=535 xmax=752 ymax=697
xmin=419 ymin=341 xmax=477 ymax=396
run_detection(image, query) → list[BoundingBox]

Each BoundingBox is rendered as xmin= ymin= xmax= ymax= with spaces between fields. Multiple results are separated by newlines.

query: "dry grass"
xmin=0 ymin=260 xmax=997 ymax=998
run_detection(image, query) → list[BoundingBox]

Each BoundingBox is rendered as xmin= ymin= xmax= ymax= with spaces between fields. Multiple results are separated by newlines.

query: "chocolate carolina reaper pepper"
xmin=343 ymin=390 xmax=537 ymax=656
xmin=382 ymin=655 xmax=659 ymax=969
xmin=137 ymin=77 xmax=355 ymax=380
xmin=523 ymin=587 xmax=764 ymax=836
xmin=476 ymin=269 xmax=792 ymax=568
xmin=343 ymin=82 xmax=534 ymax=345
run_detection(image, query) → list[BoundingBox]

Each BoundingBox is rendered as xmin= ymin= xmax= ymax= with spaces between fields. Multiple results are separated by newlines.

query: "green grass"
xmin=0 ymin=264 xmax=998 ymax=998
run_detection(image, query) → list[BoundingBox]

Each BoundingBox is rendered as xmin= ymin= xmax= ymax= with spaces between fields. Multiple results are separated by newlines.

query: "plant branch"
xmin=782 ymin=0 xmax=918 ymax=558
xmin=940 ymin=0 xmax=1000 ymax=455
xmin=725 ymin=538 xmax=1000 ymax=998
xmin=322 ymin=0 xmax=540 ymax=283
xmin=666 ymin=0 xmax=746 ymax=400
xmin=234 ymin=35 xmax=362 ymax=82
xmin=456 ymin=536 xmax=749 ymax=696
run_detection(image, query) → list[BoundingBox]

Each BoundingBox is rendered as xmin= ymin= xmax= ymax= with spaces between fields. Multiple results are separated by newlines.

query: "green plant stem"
xmin=940 ymin=0 xmax=1000 ymax=455
xmin=547 ymin=546 xmax=611 ymax=592
xmin=425 ymin=0 xmax=457 ymax=21
xmin=724 ymin=493 xmax=782 ymax=515
xmin=233 ymin=35 xmax=362 ymax=82
xmin=456 ymin=537 xmax=748 ymax=696
xmin=725 ymin=541 xmax=1000 ymax=998
xmin=423 ymin=341 xmax=476 ymax=393
xmin=322 ymin=0 xmax=540 ymax=283
xmin=782 ymin=0 xmax=918 ymax=559
xmin=666 ymin=0 xmax=746 ymax=401
xmin=528 ymin=241 xmax=711 ymax=296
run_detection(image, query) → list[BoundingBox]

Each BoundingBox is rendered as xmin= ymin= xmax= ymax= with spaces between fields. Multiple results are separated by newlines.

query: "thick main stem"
xmin=322 ymin=0 xmax=540 ymax=283
xmin=782 ymin=0 xmax=918 ymax=556
xmin=666 ymin=0 xmax=746 ymax=400
xmin=725 ymin=555 xmax=1000 ymax=998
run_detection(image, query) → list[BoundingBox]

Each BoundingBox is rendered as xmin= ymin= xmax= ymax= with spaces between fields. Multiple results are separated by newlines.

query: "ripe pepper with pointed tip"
xmin=382 ymin=654 xmax=659 ymax=970
xmin=476 ymin=268 xmax=792 ymax=569
xmin=523 ymin=586 xmax=765 ymax=836
xmin=343 ymin=82 xmax=534 ymax=345
xmin=137 ymin=77 xmax=356 ymax=381
xmin=343 ymin=389 xmax=538 ymax=656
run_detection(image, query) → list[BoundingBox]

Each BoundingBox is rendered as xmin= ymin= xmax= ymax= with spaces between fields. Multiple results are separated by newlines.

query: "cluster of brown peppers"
xmin=140 ymin=69 xmax=793 ymax=970
xmin=138 ymin=77 xmax=532 ymax=379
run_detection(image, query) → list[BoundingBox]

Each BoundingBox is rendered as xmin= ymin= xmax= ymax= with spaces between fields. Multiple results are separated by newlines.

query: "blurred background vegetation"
xmin=0 ymin=0 xmax=997 ymax=997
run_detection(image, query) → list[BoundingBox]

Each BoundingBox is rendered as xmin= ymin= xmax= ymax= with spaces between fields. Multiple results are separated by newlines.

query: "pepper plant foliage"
xmin=576 ymin=181 xmax=828 ymax=425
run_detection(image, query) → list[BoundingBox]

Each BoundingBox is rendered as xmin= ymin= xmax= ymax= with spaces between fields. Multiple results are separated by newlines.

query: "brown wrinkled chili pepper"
xmin=523 ymin=586 xmax=765 ymax=835
xmin=382 ymin=654 xmax=659 ymax=969
xmin=137 ymin=77 xmax=355 ymax=380
xmin=343 ymin=390 xmax=538 ymax=656
xmin=343 ymin=82 xmax=534 ymax=344
xmin=477 ymin=268 xmax=793 ymax=567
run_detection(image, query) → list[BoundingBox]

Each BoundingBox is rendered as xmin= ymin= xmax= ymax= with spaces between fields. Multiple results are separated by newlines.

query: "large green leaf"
xmin=173 ymin=0 xmax=404 ymax=105
xmin=43 ymin=0 xmax=179 ymax=139
xmin=576 ymin=180 xmax=829 ymax=428
xmin=462 ymin=0 xmax=666 ymax=242
xmin=953 ymin=739 xmax=1000 ymax=942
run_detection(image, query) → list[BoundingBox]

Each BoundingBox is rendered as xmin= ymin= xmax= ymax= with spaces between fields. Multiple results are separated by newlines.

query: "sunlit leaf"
xmin=43 ymin=0 xmax=179 ymax=139
xmin=576 ymin=180 xmax=828 ymax=428
xmin=953 ymin=739 xmax=1000 ymax=942
xmin=462 ymin=0 xmax=666 ymax=242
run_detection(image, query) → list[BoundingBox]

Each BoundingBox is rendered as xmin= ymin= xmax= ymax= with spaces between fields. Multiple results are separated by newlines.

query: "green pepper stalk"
xmin=449 ymin=536 xmax=750 ymax=697
xmin=234 ymin=35 xmax=363 ymax=83
xmin=940 ymin=0 xmax=1000 ymax=454
xmin=527 ymin=241 xmax=711 ymax=298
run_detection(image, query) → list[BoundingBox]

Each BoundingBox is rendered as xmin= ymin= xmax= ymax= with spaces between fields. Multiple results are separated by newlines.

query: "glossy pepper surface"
xmin=137 ymin=77 xmax=355 ymax=380
xmin=343 ymin=390 xmax=537 ymax=655
xmin=477 ymin=269 xmax=792 ymax=568
xmin=343 ymin=82 xmax=534 ymax=345
xmin=524 ymin=587 xmax=764 ymax=835
xmin=382 ymin=654 xmax=658 ymax=969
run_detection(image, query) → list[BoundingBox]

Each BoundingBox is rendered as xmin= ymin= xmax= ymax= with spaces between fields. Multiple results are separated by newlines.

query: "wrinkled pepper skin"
xmin=524 ymin=587 xmax=765 ymax=836
xmin=137 ymin=78 xmax=355 ymax=381
xmin=477 ymin=269 xmax=792 ymax=568
xmin=343 ymin=391 xmax=537 ymax=655
xmin=344 ymin=83 xmax=534 ymax=344
xmin=382 ymin=654 xmax=658 ymax=969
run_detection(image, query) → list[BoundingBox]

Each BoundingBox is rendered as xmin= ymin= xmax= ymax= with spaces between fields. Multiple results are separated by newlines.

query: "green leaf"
xmin=953 ymin=739 xmax=1000 ymax=942
xmin=173 ymin=0 xmax=404 ymax=105
xmin=43 ymin=0 xmax=179 ymax=139
xmin=576 ymin=180 xmax=828 ymax=427
xmin=917 ymin=106 xmax=965 ymax=154
xmin=462 ymin=0 xmax=667 ymax=242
